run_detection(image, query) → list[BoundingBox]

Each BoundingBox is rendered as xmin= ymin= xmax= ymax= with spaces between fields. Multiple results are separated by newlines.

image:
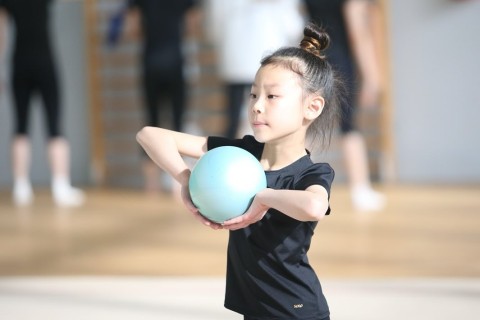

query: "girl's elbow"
xmin=306 ymin=198 xmax=329 ymax=221
xmin=136 ymin=129 xmax=144 ymax=144
xmin=136 ymin=126 xmax=154 ymax=144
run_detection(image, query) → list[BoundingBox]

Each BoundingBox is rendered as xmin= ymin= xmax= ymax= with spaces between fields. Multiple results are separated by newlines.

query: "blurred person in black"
xmin=303 ymin=0 xmax=385 ymax=212
xmin=120 ymin=0 xmax=200 ymax=194
xmin=0 ymin=0 xmax=84 ymax=207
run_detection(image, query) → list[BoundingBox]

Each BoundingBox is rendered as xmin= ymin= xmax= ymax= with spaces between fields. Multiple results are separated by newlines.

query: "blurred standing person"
xmin=122 ymin=0 xmax=200 ymax=194
xmin=303 ymin=0 xmax=385 ymax=212
xmin=0 ymin=0 xmax=84 ymax=207
xmin=204 ymin=0 xmax=304 ymax=139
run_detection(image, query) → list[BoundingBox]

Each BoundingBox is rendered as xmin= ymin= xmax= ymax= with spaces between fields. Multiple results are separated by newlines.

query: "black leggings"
xmin=11 ymin=57 xmax=61 ymax=138
xmin=331 ymin=57 xmax=357 ymax=135
xmin=142 ymin=62 xmax=185 ymax=132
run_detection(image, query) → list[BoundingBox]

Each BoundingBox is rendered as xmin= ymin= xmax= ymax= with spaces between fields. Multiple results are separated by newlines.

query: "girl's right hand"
xmin=180 ymin=183 xmax=223 ymax=230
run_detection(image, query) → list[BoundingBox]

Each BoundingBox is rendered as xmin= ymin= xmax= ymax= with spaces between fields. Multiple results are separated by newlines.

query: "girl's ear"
xmin=305 ymin=95 xmax=325 ymax=120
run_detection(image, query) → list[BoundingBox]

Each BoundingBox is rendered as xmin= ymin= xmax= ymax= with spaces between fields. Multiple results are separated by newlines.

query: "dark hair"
xmin=260 ymin=23 xmax=344 ymax=149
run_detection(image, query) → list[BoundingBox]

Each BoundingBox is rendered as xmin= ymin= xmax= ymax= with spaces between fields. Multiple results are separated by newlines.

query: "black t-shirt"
xmin=208 ymin=135 xmax=334 ymax=319
xmin=0 ymin=0 xmax=53 ymax=61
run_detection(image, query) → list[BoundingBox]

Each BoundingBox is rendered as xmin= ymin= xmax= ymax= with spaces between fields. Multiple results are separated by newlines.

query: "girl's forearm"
xmin=256 ymin=187 xmax=329 ymax=222
xmin=136 ymin=127 xmax=190 ymax=185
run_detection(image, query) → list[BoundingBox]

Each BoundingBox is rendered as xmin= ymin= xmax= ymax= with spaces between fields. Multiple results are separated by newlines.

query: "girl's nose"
xmin=252 ymin=99 xmax=263 ymax=114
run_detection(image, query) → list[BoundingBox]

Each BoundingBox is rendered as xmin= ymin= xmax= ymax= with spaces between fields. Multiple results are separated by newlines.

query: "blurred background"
xmin=0 ymin=0 xmax=479 ymax=319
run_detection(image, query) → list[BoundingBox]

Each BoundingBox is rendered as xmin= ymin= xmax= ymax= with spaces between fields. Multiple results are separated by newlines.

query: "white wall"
xmin=389 ymin=0 xmax=480 ymax=183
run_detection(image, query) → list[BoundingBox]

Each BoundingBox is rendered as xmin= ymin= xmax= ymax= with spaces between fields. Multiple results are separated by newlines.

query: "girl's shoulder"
xmin=293 ymin=158 xmax=335 ymax=193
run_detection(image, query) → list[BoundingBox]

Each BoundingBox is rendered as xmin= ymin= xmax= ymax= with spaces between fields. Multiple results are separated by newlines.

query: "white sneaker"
xmin=13 ymin=180 xmax=34 ymax=206
xmin=352 ymin=187 xmax=386 ymax=212
xmin=53 ymin=186 xmax=85 ymax=207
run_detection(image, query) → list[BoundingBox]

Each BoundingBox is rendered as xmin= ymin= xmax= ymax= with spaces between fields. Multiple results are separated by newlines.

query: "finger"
xmin=182 ymin=194 xmax=198 ymax=211
xmin=210 ymin=223 xmax=223 ymax=230
xmin=224 ymin=223 xmax=245 ymax=231
xmin=194 ymin=212 xmax=224 ymax=230
xmin=222 ymin=215 xmax=248 ymax=226
xmin=187 ymin=203 xmax=199 ymax=213
xmin=192 ymin=211 xmax=209 ymax=224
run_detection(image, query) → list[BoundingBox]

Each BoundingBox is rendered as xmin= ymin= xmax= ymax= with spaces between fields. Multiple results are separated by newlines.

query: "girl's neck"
xmin=260 ymin=138 xmax=307 ymax=171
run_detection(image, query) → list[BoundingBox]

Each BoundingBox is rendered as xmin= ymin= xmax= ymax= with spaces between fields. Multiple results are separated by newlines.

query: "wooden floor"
xmin=0 ymin=184 xmax=479 ymax=278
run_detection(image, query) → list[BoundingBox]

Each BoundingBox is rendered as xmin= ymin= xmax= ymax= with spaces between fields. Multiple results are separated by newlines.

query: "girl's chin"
xmin=253 ymin=133 xmax=274 ymax=144
xmin=252 ymin=133 xmax=267 ymax=143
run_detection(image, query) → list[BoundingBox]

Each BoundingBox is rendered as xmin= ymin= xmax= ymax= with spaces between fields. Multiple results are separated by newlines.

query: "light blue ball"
xmin=189 ymin=146 xmax=267 ymax=223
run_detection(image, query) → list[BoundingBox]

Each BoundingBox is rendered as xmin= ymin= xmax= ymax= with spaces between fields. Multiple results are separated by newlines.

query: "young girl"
xmin=137 ymin=23 xmax=342 ymax=320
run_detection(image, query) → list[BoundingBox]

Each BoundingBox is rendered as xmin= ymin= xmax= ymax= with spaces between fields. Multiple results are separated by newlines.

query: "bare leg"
xmin=342 ymin=131 xmax=385 ymax=212
xmin=12 ymin=135 xmax=33 ymax=206
xmin=48 ymin=137 xmax=85 ymax=207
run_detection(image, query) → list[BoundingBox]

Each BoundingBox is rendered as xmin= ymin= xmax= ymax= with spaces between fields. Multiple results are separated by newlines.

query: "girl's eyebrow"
xmin=252 ymin=83 xmax=281 ymax=89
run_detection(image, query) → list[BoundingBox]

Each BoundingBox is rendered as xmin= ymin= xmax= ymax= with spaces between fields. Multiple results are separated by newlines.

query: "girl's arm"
xmin=136 ymin=127 xmax=222 ymax=229
xmin=136 ymin=126 xmax=207 ymax=185
xmin=222 ymin=185 xmax=329 ymax=230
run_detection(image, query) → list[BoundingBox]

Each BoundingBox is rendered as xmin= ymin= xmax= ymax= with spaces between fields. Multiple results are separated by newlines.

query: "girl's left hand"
xmin=221 ymin=196 xmax=268 ymax=231
xmin=180 ymin=183 xmax=223 ymax=230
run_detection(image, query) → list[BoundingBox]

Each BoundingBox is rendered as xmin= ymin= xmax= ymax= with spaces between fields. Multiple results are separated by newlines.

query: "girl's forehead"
xmin=258 ymin=64 xmax=291 ymax=74
xmin=255 ymin=65 xmax=301 ymax=86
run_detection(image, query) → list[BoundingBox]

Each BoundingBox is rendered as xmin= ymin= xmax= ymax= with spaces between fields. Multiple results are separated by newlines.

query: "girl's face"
xmin=248 ymin=65 xmax=307 ymax=144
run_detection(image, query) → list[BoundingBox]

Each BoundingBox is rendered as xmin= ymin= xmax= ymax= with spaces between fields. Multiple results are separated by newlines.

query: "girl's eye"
xmin=250 ymin=93 xmax=257 ymax=99
xmin=268 ymin=95 xmax=277 ymax=99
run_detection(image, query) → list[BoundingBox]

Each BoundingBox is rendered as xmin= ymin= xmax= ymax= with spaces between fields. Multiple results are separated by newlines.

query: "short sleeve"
xmin=295 ymin=163 xmax=334 ymax=215
xmin=295 ymin=163 xmax=334 ymax=195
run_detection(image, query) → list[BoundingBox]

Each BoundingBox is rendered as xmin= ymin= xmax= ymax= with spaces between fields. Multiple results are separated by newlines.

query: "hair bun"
xmin=300 ymin=23 xmax=330 ymax=59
